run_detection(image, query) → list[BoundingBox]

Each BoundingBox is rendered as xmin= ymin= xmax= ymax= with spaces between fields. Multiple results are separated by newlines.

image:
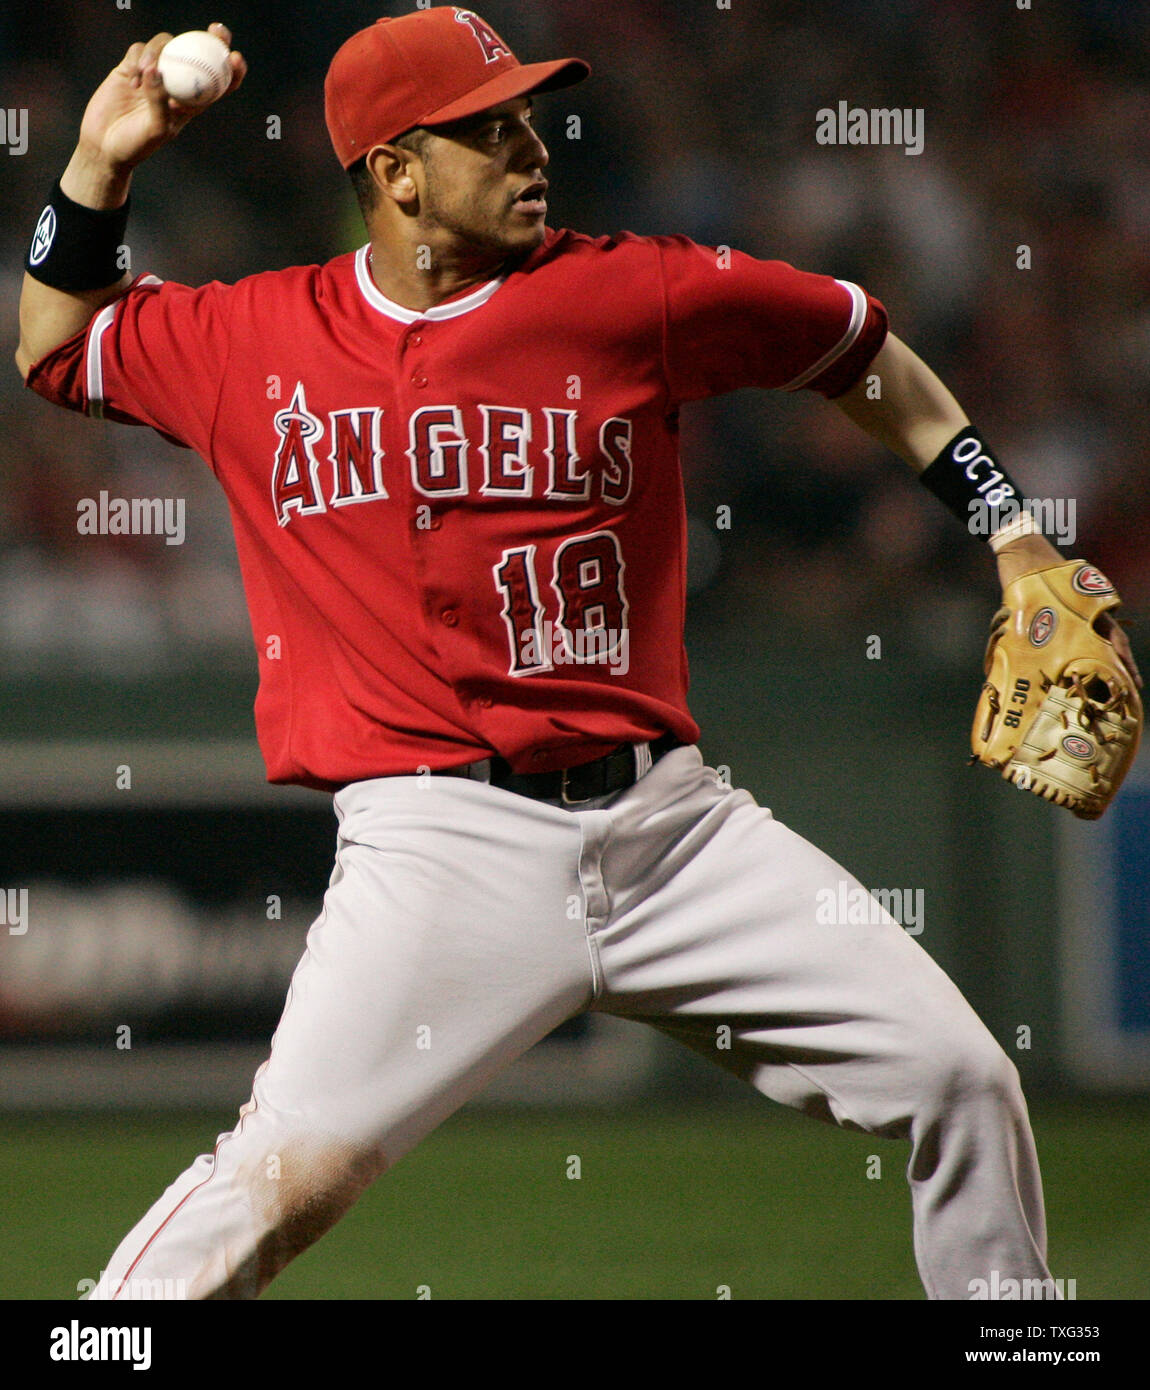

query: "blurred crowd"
xmin=2 ymin=0 xmax=1147 ymax=675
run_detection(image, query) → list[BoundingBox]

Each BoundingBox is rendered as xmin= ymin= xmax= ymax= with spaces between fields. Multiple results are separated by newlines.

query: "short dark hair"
xmin=347 ymin=128 xmax=432 ymax=220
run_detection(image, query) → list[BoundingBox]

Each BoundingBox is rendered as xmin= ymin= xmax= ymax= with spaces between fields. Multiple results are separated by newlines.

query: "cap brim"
xmin=417 ymin=57 xmax=589 ymax=129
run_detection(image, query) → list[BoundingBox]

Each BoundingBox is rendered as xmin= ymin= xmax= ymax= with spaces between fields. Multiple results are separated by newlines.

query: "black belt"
xmin=436 ymin=732 xmax=682 ymax=806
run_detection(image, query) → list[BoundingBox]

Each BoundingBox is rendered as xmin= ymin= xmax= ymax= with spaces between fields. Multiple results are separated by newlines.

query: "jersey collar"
xmin=354 ymin=245 xmax=505 ymax=323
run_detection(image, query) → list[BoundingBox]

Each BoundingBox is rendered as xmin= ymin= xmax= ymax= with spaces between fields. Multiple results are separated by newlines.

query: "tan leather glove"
xmin=972 ymin=560 xmax=1142 ymax=819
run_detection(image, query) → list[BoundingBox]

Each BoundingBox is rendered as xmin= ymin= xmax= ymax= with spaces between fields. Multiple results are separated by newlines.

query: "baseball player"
xmin=16 ymin=10 xmax=1134 ymax=1300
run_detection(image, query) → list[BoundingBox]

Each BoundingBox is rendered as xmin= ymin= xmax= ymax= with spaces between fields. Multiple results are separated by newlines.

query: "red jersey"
xmin=27 ymin=228 xmax=887 ymax=790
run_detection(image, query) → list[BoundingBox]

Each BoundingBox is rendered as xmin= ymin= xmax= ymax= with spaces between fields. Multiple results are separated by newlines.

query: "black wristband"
xmin=25 ymin=179 xmax=130 ymax=292
xmin=918 ymin=426 xmax=1025 ymax=538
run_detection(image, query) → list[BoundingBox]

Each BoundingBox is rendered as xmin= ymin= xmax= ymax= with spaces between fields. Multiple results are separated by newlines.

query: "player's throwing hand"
xmin=77 ymin=23 xmax=245 ymax=173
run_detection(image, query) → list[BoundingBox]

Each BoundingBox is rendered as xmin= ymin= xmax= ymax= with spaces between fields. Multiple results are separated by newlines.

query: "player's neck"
xmin=366 ymin=237 xmax=512 ymax=314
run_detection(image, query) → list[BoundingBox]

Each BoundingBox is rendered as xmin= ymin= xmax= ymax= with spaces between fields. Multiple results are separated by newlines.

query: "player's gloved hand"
xmin=75 ymin=23 xmax=246 ymax=176
xmin=971 ymin=551 xmax=1143 ymax=819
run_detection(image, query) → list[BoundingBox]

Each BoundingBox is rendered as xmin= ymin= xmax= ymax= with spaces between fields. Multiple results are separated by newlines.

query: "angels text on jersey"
xmin=271 ymin=383 xmax=635 ymax=677
xmin=270 ymin=383 xmax=633 ymax=521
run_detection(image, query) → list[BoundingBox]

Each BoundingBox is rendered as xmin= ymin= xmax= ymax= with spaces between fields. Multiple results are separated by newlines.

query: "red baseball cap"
xmin=325 ymin=8 xmax=590 ymax=168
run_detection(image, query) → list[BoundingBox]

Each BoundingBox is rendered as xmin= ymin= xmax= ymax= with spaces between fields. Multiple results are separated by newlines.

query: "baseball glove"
xmin=972 ymin=559 xmax=1142 ymax=819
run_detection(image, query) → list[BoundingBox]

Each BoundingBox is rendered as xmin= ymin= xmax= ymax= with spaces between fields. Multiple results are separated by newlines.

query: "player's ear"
xmin=366 ymin=143 xmax=422 ymax=210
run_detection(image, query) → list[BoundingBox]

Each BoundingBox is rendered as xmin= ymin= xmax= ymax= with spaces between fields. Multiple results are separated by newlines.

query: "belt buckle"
xmin=560 ymin=765 xmax=596 ymax=807
xmin=559 ymin=743 xmax=650 ymax=807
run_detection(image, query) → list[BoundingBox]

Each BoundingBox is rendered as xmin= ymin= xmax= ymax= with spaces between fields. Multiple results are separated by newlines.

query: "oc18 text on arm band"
xmin=918 ymin=426 xmax=1039 ymax=550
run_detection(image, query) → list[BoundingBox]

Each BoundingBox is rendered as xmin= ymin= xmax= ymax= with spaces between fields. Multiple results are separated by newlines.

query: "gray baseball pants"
xmin=90 ymin=745 xmax=1052 ymax=1300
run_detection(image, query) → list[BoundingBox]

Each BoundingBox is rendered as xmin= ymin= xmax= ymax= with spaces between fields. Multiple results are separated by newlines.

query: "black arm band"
xmin=918 ymin=426 xmax=1026 ymax=539
xmin=25 ymin=179 xmax=130 ymax=292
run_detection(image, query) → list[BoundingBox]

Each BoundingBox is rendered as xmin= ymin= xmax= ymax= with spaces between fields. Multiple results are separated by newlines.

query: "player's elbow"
xmin=15 ymin=339 xmax=34 ymax=382
xmin=13 ymin=323 xmax=52 ymax=382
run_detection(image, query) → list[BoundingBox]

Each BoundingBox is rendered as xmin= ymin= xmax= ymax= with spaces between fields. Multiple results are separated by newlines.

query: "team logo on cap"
xmin=1028 ymin=608 xmax=1056 ymax=647
xmin=454 ymin=9 xmax=511 ymax=62
xmin=1062 ymin=734 xmax=1095 ymax=760
xmin=1071 ymin=564 xmax=1114 ymax=596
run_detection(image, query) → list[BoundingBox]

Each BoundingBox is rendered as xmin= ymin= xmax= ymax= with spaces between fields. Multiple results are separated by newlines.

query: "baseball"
xmin=156 ymin=30 xmax=231 ymax=107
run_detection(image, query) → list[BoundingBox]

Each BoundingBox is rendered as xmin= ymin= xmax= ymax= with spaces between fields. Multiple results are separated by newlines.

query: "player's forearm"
xmin=16 ymin=26 xmax=245 ymax=383
xmin=832 ymin=333 xmax=969 ymax=473
xmin=15 ymin=149 xmax=134 ymax=380
xmin=836 ymin=334 xmax=1068 ymax=586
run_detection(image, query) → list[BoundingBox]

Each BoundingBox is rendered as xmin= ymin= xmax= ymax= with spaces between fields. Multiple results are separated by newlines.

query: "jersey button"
xmin=412 ymin=374 xmax=428 ymax=389
xmin=478 ymin=695 xmax=494 ymax=709
xmin=440 ymin=607 xmax=459 ymax=626
xmin=410 ymin=333 xmax=423 ymax=347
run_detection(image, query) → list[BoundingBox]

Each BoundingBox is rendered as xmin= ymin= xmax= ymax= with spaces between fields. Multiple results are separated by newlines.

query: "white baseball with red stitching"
xmin=157 ymin=31 xmax=231 ymax=107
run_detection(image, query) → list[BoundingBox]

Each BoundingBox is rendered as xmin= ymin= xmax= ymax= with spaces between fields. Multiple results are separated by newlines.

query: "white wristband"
xmin=988 ymin=509 xmax=1041 ymax=553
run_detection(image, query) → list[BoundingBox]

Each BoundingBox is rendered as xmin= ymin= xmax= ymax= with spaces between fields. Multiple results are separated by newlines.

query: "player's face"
xmin=415 ymin=98 xmax=551 ymax=259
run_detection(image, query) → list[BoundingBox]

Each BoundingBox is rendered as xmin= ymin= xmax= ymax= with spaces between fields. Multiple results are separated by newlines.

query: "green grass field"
xmin=2 ymin=1099 xmax=1147 ymax=1301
